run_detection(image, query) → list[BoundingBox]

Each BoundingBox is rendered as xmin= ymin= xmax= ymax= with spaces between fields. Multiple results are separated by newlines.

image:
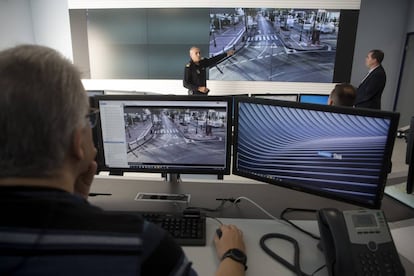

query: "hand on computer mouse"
xmin=214 ymin=224 xmax=246 ymax=259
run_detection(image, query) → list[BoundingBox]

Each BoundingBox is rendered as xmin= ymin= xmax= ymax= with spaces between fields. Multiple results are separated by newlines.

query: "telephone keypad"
xmin=358 ymin=250 xmax=403 ymax=276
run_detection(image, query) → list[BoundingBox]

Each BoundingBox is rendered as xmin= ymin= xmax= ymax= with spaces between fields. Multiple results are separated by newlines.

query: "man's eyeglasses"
xmin=86 ymin=108 xmax=100 ymax=128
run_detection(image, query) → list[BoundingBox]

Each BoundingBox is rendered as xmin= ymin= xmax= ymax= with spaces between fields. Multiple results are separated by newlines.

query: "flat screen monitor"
xmin=93 ymin=95 xmax=232 ymax=176
xmin=232 ymin=97 xmax=400 ymax=208
xmin=252 ymin=94 xmax=298 ymax=102
xmin=299 ymin=94 xmax=330 ymax=105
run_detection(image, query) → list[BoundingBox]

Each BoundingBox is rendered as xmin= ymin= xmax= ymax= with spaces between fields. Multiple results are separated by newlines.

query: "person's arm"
xmin=214 ymin=224 xmax=246 ymax=276
xmin=183 ymin=64 xmax=199 ymax=92
xmin=141 ymin=222 xmax=198 ymax=275
xmin=202 ymin=50 xmax=234 ymax=68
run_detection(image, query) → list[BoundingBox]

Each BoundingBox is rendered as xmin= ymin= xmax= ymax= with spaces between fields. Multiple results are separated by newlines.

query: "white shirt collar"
xmin=369 ymin=64 xmax=380 ymax=73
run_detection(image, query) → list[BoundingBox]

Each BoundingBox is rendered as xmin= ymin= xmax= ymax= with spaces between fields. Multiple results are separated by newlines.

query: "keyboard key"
xmin=139 ymin=212 xmax=206 ymax=246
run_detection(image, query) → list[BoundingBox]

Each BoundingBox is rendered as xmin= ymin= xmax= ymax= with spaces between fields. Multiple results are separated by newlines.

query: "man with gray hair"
xmin=0 ymin=45 xmax=246 ymax=276
xmin=328 ymin=83 xmax=357 ymax=107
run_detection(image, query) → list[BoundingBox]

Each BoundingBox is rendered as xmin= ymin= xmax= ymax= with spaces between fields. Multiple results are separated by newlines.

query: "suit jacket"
xmin=355 ymin=65 xmax=386 ymax=109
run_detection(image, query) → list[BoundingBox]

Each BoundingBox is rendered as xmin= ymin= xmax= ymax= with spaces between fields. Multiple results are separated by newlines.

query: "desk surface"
xmin=185 ymin=218 xmax=325 ymax=276
xmin=89 ymin=176 xmax=414 ymax=222
xmin=188 ymin=218 xmax=414 ymax=276
xmin=88 ymin=176 xmax=414 ymax=275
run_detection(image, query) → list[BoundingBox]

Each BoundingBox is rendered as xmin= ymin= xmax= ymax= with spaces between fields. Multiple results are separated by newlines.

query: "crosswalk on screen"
xmin=95 ymin=95 xmax=232 ymax=175
xmin=232 ymin=98 xmax=399 ymax=208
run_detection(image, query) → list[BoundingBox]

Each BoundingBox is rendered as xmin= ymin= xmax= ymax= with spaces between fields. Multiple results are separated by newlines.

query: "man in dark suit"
xmin=354 ymin=49 xmax=386 ymax=109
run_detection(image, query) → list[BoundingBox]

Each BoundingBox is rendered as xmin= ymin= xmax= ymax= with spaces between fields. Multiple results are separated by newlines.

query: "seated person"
xmin=0 ymin=44 xmax=246 ymax=276
xmin=327 ymin=83 xmax=357 ymax=107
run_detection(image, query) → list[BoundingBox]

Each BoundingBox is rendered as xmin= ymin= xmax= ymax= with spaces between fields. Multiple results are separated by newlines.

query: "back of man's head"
xmin=0 ymin=45 xmax=89 ymax=178
xmin=329 ymin=83 xmax=356 ymax=107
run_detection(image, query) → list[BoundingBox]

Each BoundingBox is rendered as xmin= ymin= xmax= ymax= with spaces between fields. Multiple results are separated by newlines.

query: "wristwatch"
xmin=221 ymin=248 xmax=248 ymax=271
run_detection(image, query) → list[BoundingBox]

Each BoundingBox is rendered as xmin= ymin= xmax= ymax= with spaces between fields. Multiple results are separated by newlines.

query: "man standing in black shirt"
xmin=183 ymin=46 xmax=234 ymax=95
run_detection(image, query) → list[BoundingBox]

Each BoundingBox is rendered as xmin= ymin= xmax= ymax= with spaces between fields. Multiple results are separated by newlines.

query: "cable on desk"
xmin=260 ymin=233 xmax=311 ymax=276
xmin=207 ymin=216 xmax=224 ymax=226
xmin=260 ymin=233 xmax=327 ymax=276
xmin=184 ymin=198 xmax=234 ymax=213
xmin=232 ymin=196 xmax=291 ymax=227
xmin=280 ymin=208 xmax=320 ymax=240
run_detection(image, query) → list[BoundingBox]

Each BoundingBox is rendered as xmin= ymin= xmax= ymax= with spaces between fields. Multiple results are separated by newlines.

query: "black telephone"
xmin=317 ymin=208 xmax=405 ymax=276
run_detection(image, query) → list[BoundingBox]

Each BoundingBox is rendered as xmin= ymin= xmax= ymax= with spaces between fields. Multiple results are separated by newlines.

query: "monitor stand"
xmin=133 ymin=173 xmax=191 ymax=204
xmin=109 ymin=169 xmax=124 ymax=176
xmin=163 ymin=173 xmax=181 ymax=186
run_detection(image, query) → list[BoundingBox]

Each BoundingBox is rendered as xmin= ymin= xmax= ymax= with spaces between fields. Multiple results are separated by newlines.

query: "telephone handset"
xmin=317 ymin=208 xmax=405 ymax=276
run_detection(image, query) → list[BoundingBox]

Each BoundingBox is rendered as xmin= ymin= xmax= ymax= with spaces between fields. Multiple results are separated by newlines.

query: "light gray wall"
xmin=0 ymin=0 xmax=71 ymax=60
xmin=0 ymin=0 xmax=35 ymax=49
xmin=29 ymin=0 xmax=72 ymax=60
xmin=393 ymin=0 xmax=414 ymax=127
xmin=350 ymin=0 xmax=410 ymax=111
xmin=408 ymin=0 xmax=414 ymax=31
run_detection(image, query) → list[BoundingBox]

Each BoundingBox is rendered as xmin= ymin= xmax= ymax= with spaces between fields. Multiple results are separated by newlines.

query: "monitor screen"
xmin=70 ymin=7 xmax=358 ymax=83
xmin=93 ymin=95 xmax=232 ymax=175
xmin=232 ymin=97 xmax=400 ymax=208
xmin=252 ymin=94 xmax=298 ymax=102
xmin=299 ymin=94 xmax=330 ymax=105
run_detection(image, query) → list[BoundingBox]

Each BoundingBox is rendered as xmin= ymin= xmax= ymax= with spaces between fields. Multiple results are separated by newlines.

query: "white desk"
xmin=184 ymin=218 xmax=414 ymax=276
xmin=88 ymin=176 xmax=414 ymax=275
xmin=184 ymin=218 xmax=326 ymax=276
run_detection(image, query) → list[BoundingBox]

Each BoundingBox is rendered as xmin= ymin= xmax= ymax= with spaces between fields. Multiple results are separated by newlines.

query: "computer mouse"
xmin=216 ymin=228 xmax=222 ymax=239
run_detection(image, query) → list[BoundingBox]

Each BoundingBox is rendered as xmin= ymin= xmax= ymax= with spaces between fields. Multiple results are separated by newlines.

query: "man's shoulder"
xmin=186 ymin=60 xmax=196 ymax=68
xmin=369 ymin=66 xmax=386 ymax=82
xmin=372 ymin=65 xmax=386 ymax=75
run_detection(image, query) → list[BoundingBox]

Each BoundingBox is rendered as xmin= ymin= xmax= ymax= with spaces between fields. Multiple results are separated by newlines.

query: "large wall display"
xmin=69 ymin=7 xmax=358 ymax=83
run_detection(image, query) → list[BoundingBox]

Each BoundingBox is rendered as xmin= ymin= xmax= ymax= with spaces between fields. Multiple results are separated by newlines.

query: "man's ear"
xmin=71 ymin=127 xmax=85 ymax=160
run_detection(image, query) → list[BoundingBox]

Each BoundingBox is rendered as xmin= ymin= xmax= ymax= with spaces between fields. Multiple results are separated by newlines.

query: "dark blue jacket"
xmin=0 ymin=186 xmax=197 ymax=276
xmin=355 ymin=65 xmax=386 ymax=109
xmin=183 ymin=53 xmax=227 ymax=95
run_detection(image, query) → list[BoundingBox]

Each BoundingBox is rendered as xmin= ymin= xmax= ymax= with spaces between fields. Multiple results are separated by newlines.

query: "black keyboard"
xmin=140 ymin=211 xmax=206 ymax=246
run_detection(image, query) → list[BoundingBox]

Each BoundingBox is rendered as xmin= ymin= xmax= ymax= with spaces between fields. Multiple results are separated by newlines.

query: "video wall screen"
xmin=70 ymin=7 xmax=358 ymax=83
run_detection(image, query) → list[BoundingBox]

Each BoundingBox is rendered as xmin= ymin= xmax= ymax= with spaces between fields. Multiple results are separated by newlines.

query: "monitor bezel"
xmin=251 ymin=93 xmax=299 ymax=102
xmin=92 ymin=95 xmax=233 ymax=175
xmin=232 ymin=97 xmax=400 ymax=209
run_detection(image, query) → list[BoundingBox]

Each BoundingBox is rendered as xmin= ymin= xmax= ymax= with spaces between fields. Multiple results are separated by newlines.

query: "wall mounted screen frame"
xmin=69 ymin=7 xmax=358 ymax=83
xmin=251 ymin=93 xmax=298 ymax=102
xmin=92 ymin=95 xmax=232 ymax=175
xmin=232 ymin=97 xmax=399 ymax=208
